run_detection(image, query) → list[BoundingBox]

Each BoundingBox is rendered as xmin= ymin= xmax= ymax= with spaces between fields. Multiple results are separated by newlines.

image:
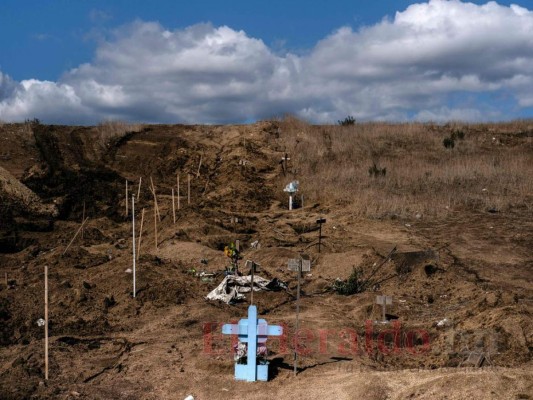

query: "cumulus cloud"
xmin=1 ymin=0 xmax=532 ymax=124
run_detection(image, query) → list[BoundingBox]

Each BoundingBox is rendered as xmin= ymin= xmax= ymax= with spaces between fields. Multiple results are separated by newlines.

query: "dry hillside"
xmin=0 ymin=118 xmax=532 ymax=399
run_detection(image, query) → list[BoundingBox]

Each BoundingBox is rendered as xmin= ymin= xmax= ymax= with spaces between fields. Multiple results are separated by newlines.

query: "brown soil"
xmin=0 ymin=121 xmax=531 ymax=400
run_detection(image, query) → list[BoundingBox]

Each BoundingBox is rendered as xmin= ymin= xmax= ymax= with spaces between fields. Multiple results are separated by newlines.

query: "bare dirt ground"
xmin=0 ymin=120 xmax=532 ymax=399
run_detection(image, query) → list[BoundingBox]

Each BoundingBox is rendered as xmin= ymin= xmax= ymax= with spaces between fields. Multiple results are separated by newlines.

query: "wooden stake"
xmin=125 ymin=180 xmax=129 ymax=216
xmin=196 ymin=155 xmax=203 ymax=178
xmin=172 ymin=188 xmax=176 ymax=224
xmin=132 ymin=195 xmax=136 ymax=298
xmin=187 ymin=174 xmax=191 ymax=205
xmin=154 ymin=205 xmax=158 ymax=250
xmin=177 ymin=174 xmax=181 ymax=210
xmin=137 ymin=177 xmax=142 ymax=200
xmin=137 ymin=208 xmax=145 ymax=260
xmin=294 ymin=259 xmax=301 ymax=377
xmin=318 ymin=222 xmax=323 ymax=253
xmin=81 ymin=200 xmax=86 ymax=239
xmin=62 ymin=218 xmax=89 ymax=256
xmin=250 ymin=262 xmax=255 ymax=306
xmin=149 ymin=176 xmax=161 ymax=221
xmin=44 ymin=264 xmax=49 ymax=381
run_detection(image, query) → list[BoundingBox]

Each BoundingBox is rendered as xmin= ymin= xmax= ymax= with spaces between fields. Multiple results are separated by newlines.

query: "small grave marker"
xmin=245 ymin=260 xmax=261 ymax=305
xmin=287 ymin=256 xmax=311 ymax=375
xmin=283 ymin=181 xmax=299 ymax=210
xmin=376 ymin=295 xmax=393 ymax=322
xmin=222 ymin=305 xmax=283 ymax=381
xmin=280 ymin=153 xmax=290 ymax=176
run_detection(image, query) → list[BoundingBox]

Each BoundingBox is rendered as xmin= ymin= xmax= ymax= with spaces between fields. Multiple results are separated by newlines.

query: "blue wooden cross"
xmin=222 ymin=305 xmax=283 ymax=382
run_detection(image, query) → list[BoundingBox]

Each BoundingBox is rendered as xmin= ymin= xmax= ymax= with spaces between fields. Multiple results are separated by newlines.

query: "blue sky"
xmin=1 ymin=0 xmax=533 ymax=124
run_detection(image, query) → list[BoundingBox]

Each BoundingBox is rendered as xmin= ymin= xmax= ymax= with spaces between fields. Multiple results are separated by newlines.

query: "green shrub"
xmin=333 ymin=267 xmax=373 ymax=295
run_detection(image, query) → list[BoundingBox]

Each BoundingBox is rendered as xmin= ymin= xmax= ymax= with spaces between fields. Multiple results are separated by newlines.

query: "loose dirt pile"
xmin=0 ymin=120 xmax=531 ymax=399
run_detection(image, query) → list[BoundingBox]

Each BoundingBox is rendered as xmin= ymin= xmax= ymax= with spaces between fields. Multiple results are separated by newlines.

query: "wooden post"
xmin=154 ymin=205 xmax=158 ymax=250
xmin=44 ymin=264 xmax=49 ymax=381
xmin=318 ymin=223 xmax=322 ymax=253
xmin=177 ymin=174 xmax=181 ymax=210
xmin=250 ymin=262 xmax=255 ymax=306
xmin=150 ymin=176 xmax=161 ymax=221
xmin=197 ymin=155 xmax=203 ymax=178
xmin=132 ymin=195 xmax=136 ymax=298
xmin=62 ymin=218 xmax=89 ymax=256
xmin=294 ymin=259 xmax=301 ymax=376
xmin=137 ymin=177 xmax=142 ymax=200
xmin=137 ymin=208 xmax=145 ymax=260
xmin=172 ymin=188 xmax=176 ymax=224
xmin=125 ymin=180 xmax=129 ymax=216
xmin=81 ymin=200 xmax=86 ymax=239
xmin=187 ymin=174 xmax=191 ymax=205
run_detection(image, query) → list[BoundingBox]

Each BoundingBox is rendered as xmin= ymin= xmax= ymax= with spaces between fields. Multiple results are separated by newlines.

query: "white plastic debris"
xmin=36 ymin=318 xmax=46 ymax=327
xmin=184 ymin=396 xmax=195 ymax=400
xmin=206 ymin=275 xmax=286 ymax=304
xmin=125 ymin=268 xmax=132 ymax=274
xmin=482 ymin=188 xmax=488 ymax=192
xmin=405 ymin=223 xmax=411 ymax=227
xmin=436 ymin=318 xmax=451 ymax=328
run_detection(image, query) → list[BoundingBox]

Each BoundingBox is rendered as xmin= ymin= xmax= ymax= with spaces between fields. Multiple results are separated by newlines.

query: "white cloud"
xmin=1 ymin=0 xmax=532 ymax=124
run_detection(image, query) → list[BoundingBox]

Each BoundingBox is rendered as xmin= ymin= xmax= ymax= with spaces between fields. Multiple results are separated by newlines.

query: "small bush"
xmin=333 ymin=267 xmax=373 ymax=295
xmin=450 ymin=130 xmax=465 ymax=141
xmin=368 ymin=162 xmax=386 ymax=177
xmin=443 ymin=137 xmax=455 ymax=149
xmin=338 ymin=116 xmax=356 ymax=126
xmin=24 ymin=118 xmax=41 ymax=126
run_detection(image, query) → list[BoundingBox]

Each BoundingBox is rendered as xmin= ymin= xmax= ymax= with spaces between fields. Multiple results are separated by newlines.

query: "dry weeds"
xmin=277 ymin=117 xmax=533 ymax=218
xmin=95 ymin=120 xmax=144 ymax=148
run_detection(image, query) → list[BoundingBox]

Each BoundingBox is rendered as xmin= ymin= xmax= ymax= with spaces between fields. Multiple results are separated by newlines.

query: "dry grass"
xmin=95 ymin=120 xmax=144 ymax=148
xmin=277 ymin=117 xmax=533 ymax=218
